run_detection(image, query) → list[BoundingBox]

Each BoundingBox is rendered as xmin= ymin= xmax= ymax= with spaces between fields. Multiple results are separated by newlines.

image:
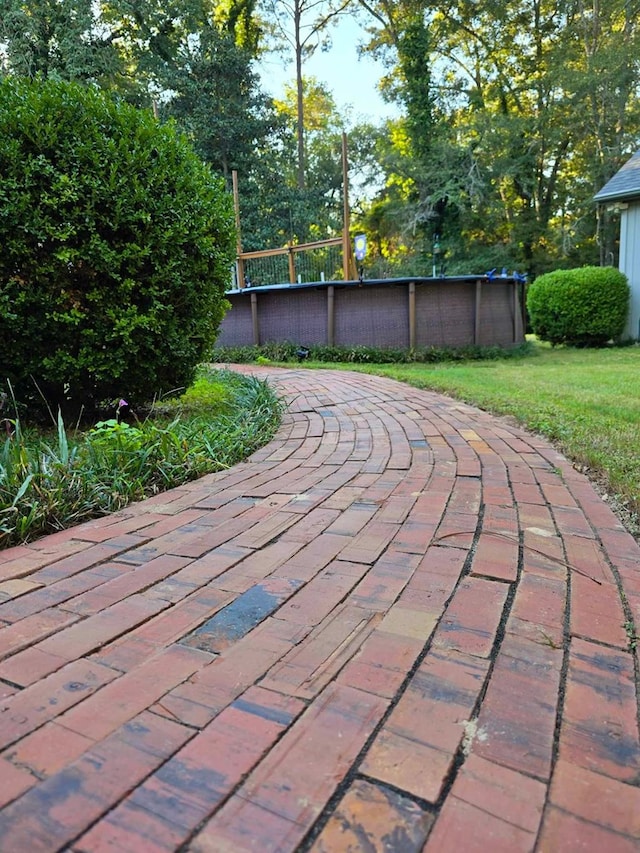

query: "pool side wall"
xmin=215 ymin=276 xmax=525 ymax=349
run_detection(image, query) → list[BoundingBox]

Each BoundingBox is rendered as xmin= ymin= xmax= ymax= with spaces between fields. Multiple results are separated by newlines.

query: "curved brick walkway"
xmin=0 ymin=366 xmax=639 ymax=852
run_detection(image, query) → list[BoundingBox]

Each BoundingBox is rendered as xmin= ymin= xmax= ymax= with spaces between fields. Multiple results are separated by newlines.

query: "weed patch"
xmin=0 ymin=368 xmax=281 ymax=549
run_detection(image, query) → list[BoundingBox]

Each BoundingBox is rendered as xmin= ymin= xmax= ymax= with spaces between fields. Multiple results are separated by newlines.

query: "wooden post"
xmin=341 ymin=132 xmax=352 ymax=280
xmin=408 ymin=281 xmax=416 ymax=348
xmin=288 ymin=244 xmax=296 ymax=284
xmin=251 ymin=291 xmax=259 ymax=345
xmin=513 ymin=279 xmax=520 ymax=342
xmin=327 ymin=285 xmax=335 ymax=345
xmin=475 ymin=279 xmax=482 ymax=344
xmin=232 ymin=170 xmax=245 ymax=289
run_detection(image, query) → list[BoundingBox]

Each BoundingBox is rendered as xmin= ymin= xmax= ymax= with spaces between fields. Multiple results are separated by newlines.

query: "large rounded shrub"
xmin=0 ymin=77 xmax=236 ymax=419
xmin=527 ymin=266 xmax=630 ymax=346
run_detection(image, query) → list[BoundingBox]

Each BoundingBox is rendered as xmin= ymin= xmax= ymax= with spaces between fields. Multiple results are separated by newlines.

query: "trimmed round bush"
xmin=0 ymin=77 xmax=236 ymax=420
xmin=527 ymin=266 xmax=630 ymax=346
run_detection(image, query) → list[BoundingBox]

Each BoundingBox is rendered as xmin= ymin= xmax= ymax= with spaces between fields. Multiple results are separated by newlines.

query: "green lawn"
xmin=318 ymin=342 xmax=640 ymax=533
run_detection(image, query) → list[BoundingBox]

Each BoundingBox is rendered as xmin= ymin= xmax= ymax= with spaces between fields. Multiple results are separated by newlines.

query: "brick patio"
xmin=0 ymin=366 xmax=639 ymax=851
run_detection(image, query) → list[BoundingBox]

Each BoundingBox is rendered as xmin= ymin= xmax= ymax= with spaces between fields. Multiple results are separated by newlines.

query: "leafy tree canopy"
xmin=2 ymin=0 xmax=640 ymax=278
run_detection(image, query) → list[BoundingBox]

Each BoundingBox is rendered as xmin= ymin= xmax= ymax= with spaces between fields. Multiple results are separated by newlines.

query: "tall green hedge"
xmin=0 ymin=78 xmax=236 ymax=419
xmin=527 ymin=266 xmax=630 ymax=346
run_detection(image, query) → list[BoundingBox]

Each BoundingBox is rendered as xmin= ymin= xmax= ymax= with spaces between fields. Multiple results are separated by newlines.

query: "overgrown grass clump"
xmin=0 ymin=369 xmax=281 ymax=549
xmin=212 ymin=340 xmax=534 ymax=365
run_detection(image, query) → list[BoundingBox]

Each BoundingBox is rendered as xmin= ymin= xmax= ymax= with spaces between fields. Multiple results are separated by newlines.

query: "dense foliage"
xmin=0 ymin=77 xmax=236 ymax=419
xmin=0 ymin=369 xmax=281 ymax=548
xmin=527 ymin=267 xmax=630 ymax=346
xmin=212 ymin=340 xmax=534 ymax=364
xmin=1 ymin=1 xmax=639 ymax=281
xmin=351 ymin=0 xmax=640 ymax=277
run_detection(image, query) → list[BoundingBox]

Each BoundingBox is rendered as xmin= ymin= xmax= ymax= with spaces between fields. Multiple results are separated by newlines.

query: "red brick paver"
xmin=1 ymin=366 xmax=639 ymax=852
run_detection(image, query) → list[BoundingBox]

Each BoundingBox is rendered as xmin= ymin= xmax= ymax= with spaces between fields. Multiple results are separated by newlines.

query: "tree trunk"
xmin=294 ymin=1 xmax=305 ymax=189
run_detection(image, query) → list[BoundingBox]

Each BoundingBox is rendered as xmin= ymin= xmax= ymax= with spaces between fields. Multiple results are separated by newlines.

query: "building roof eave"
xmin=594 ymin=150 xmax=640 ymax=203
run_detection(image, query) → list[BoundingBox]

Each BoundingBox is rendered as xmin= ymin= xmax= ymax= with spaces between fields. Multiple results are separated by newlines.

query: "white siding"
xmin=619 ymin=204 xmax=640 ymax=340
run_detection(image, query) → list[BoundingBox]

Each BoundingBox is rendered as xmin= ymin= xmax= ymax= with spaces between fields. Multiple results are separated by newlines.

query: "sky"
xmin=258 ymin=13 xmax=400 ymax=125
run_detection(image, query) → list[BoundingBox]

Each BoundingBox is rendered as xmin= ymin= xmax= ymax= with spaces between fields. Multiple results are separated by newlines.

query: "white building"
xmin=594 ymin=151 xmax=640 ymax=341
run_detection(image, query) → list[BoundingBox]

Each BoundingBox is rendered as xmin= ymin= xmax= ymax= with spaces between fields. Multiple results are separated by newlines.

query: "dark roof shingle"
xmin=594 ymin=151 xmax=640 ymax=203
